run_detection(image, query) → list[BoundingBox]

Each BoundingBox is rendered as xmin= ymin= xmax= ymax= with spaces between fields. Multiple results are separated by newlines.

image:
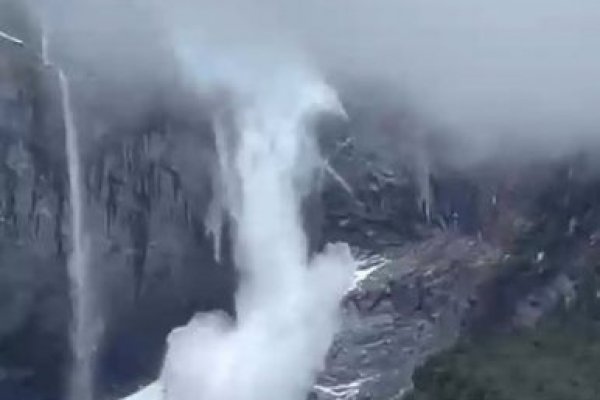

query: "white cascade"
xmin=58 ymin=69 xmax=98 ymax=400
xmin=124 ymin=65 xmax=354 ymax=400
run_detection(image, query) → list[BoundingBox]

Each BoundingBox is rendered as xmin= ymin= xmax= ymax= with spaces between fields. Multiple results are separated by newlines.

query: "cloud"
xmin=32 ymin=0 xmax=600 ymax=161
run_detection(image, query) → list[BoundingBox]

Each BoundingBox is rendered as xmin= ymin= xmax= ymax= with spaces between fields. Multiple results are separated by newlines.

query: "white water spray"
xmin=124 ymin=55 xmax=354 ymax=399
xmin=58 ymin=69 xmax=97 ymax=400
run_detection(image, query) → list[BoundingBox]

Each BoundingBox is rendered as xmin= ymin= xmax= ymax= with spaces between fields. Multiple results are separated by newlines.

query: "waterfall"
xmin=161 ymin=68 xmax=354 ymax=400
xmin=0 ymin=24 xmax=98 ymax=398
xmin=58 ymin=69 xmax=97 ymax=400
xmin=123 ymin=64 xmax=354 ymax=400
xmin=416 ymin=138 xmax=433 ymax=223
xmin=41 ymin=26 xmax=49 ymax=66
xmin=323 ymin=159 xmax=356 ymax=200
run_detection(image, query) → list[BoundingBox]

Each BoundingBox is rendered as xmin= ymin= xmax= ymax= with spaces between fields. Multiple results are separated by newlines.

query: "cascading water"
xmin=0 ymin=24 xmax=97 ymax=399
xmin=123 ymin=58 xmax=354 ymax=400
xmin=416 ymin=142 xmax=432 ymax=223
xmin=57 ymin=69 xmax=97 ymax=400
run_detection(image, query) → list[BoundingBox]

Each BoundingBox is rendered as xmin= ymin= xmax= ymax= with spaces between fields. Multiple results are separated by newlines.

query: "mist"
xmin=121 ymin=18 xmax=355 ymax=399
xmin=31 ymin=0 xmax=600 ymax=167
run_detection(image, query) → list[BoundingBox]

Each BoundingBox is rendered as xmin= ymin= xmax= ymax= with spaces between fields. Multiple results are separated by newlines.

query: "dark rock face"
xmin=319 ymin=133 xmax=422 ymax=249
xmin=0 ymin=30 xmax=238 ymax=399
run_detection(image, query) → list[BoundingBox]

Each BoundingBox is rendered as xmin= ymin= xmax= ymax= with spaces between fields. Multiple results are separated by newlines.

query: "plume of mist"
xmin=113 ymin=3 xmax=356 ymax=398
xmin=124 ymin=25 xmax=355 ymax=400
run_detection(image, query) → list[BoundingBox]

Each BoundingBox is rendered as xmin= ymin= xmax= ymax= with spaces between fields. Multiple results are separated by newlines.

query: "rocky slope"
xmin=314 ymin=234 xmax=502 ymax=399
xmin=312 ymin=152 xmax=600 ymax=399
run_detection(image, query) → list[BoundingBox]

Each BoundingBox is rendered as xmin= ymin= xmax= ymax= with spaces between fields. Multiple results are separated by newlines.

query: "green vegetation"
xmin=406 ymin=322 xmax=600 ymax=400
xmin=405 ymin=282 xmax=600 ymax=400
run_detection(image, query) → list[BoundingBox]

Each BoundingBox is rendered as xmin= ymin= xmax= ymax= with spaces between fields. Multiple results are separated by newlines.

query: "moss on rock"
xmin=406 ymin=315 xmax=600 ymax=400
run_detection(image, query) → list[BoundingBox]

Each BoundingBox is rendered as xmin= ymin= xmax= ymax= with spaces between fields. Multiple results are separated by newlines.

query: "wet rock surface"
xmin=0 ymin=30 xmax=237 ymax=399
xmin=314 ymin=234 xmax=503 ymax=399
xmin=313 ymin=159 xmax=600 ymax=400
